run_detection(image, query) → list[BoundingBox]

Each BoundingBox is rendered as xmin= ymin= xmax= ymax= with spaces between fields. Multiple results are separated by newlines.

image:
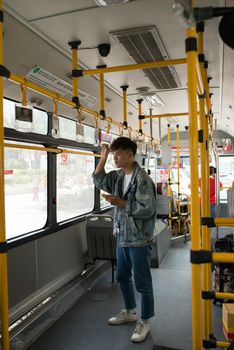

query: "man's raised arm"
xmin=95 ymin=144 xmax=110 ymax=174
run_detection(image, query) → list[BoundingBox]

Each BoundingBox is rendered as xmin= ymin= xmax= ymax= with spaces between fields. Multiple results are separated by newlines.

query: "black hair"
xmin=209 ymin=166 xmax=216 ymax=175
xmin=110 ymin=137 xmax=137 ymax=156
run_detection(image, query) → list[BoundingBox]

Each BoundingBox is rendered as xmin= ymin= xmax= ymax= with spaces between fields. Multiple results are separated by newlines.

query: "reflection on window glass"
xmin=3 ymin=99 xmax=48 ymax=134
xmin=156 ymin=157 xmax=191 ymax=196
xmin=100 ymin=154 xmax=115 ymax=208
xmin=84 ymin=125 xmax=94 ymax=144
xmin=170 ymin=157 xmax=191 ymax=196
xmin=59 ymin=117 xmax=76 ymax=140
xmin=57 ymin=150 xmax=94 ymax=221
xmin=148 ymin=157 xmax=156 ymax=183
xmin=4 ymin=143 xmax=47 ymax=239
xmin=219 ymin=156 xmax=234 ymax=202
xmin=59 ymin=116 xmax=94 ymax=143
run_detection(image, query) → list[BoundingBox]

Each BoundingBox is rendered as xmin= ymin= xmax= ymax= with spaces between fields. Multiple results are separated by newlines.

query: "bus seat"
xmin=86 ymin=214 xmax=116 ymax=282
xmin=151 ymin=219 xmax=172 ymax=268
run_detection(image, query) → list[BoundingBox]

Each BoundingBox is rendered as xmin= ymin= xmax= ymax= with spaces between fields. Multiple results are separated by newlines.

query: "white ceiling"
xmin=3 ymin=0 xmax=234 ymax=139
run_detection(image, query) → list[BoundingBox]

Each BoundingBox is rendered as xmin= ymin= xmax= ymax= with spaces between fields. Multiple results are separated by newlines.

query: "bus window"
xmin=57 ymin=150 xmax=94 ymax=221
xmin=4 ymin=142 xmax=47 ymax=239
xmin=219 ymin=156 xmax=234 ymax=202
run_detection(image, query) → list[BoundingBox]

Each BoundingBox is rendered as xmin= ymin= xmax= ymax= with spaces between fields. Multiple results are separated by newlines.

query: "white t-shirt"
xmin=123 ymin=173 xmax=133 ymax=195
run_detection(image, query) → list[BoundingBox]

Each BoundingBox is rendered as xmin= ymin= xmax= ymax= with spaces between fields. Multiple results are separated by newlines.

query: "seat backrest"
xmin=86 ymin=214 xmax=116 ymax=260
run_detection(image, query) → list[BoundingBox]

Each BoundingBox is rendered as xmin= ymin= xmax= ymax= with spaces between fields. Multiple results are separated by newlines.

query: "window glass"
xmin=4 ymin=142 xmax=47 ymax=239
xmin=84 ymin=124 xmax=94 ymax=144
xmin=170 ymin=157 xmax=191 ymax=196
xmin=57 ymin=150 xmax=94 ymax=221
xmin=33 ymin=108 xmax=48 ymax=134
xmin=156 ymin=157 xmax=191 ymax=196
xmin=219 ymin=156 xmax=234 ymax=202
xmin=59 ymin=116 xmax=94 ymax=144
xmin=148 ymin=157 xmax=156 ymax=183
xmin=59 ymin=117 xmax=76 ymax=140
xmin=3 ymin=99 xmax=48 ymax=134
xmin=100 ymin=153 xmax=115 ymax=208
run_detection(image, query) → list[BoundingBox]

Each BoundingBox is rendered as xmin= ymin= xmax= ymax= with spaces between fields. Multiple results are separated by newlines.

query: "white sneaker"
xmin=131 ymin=320 xmax=150 ymax=343
xmin=108 ymin=309 xmax=137 ymax=325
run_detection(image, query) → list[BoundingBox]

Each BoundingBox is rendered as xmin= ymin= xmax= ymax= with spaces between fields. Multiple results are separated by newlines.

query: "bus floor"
xmin=27 ymin=239 xmax=226 ymax=350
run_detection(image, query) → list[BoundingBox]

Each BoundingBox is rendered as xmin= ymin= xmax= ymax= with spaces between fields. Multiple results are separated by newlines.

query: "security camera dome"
xmin=98 ymin=43 xmax=111 ymax=57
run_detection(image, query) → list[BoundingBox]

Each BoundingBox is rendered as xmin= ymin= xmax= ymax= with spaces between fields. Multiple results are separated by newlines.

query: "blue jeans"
xmin=116 ymin=245 xmax=154 ymax=320
xmin=210 ymin=204 xmax=216 ymax=218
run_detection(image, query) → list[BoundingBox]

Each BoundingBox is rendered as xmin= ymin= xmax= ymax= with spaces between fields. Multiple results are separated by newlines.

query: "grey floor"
xmin=28 ymin=240 xmax=226 ymax=350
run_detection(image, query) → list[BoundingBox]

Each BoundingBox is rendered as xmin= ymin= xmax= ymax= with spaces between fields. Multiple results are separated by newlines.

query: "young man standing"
xmin=92 ymin=137 xmax=156 ymax=343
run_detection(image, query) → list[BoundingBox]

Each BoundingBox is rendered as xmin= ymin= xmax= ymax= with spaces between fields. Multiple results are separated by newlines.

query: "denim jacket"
xmin=92 ymin=162 xmax=156 ymax=247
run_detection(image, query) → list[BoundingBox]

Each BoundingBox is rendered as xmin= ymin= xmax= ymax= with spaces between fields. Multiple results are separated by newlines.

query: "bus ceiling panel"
xmin=4 ymin=0 xmax=219 ymax=101
xmin=6 ymin=1 xmax=186 ymax=86
xmin=3 ymin=0 xmax=99 ymax=22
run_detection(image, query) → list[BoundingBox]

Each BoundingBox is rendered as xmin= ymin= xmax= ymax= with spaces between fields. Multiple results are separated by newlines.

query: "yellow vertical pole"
xmin=197 ymin=22 xmax=213 ymax=345
xmin=72 ymin=46 xmax=78 ymax=98
xmin=98 ymin=64 xmax=106 ymax=120
xmin=167 ymin=124 xmax=171 ymax=145
xmin=168 ymin=163 xmax=172 ymax=228
xmin=100 ymin=73 xmax=104 ymax=116
xmin=68 ymin=40 xmax=81 ymax=108
xmin=186 ymin=27 xmax=202 ymax=350
xmin=167 ymin=123 xmax=172 ymax=228
xmin=0 ymin=2 xmax=10 ymax=349
xmin=205 ymin=106 xmax=213 ymax=334
xmin=158 ymin=117 xmax=162 ymax=142
xmin=176 ymin=124 xmax=181 ymax=234
xmin=204 ymin=63 xmax=211 ymax=120
xmin=137 ymin=99 xmax=143 ymax=134
xmin=121 ymin=85 xmax=129 ymax=129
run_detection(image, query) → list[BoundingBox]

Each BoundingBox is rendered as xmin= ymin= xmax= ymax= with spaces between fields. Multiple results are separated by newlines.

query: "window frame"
xmin=3 ymin=98 xmax=109 ymax=247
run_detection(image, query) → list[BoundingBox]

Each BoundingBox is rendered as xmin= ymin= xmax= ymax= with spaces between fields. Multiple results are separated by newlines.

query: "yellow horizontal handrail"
xmin=144 ymin=112 xmax=189 ymax=119
xmin=212 ymin=252 xmax=234 ymax=264
xmin=4 ymin=143 xmax=101 ymax=157
xmin=9 ymin=73 xmax=160 ymax=144
xmin=215 ymin=292 xmax=234 ymax=300
xmin=5 ymin=143 xmax=61 ymax=154
xmin=214 ymin=218 xmax=234 ymax=227
xmin=10 ymin=74 xmax=74 ymax=108
xmin=60 ymin=149 xmax=100 ymax=157
xmin=216 ymin=340 xmax=231 ymax=348
xmin=82 ymin=58 xmax=187 ymax=76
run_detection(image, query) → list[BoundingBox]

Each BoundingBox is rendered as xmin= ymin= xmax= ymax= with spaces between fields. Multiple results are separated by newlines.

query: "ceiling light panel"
xmin=95 ymin=0 xmax=130 ymax=5
xmin=143 ymin=94 xmax=164 ymax=107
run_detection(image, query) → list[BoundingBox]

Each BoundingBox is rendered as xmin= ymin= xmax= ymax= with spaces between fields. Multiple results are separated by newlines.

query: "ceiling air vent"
xmin=111 ymin=26 xmax=181 ymax=89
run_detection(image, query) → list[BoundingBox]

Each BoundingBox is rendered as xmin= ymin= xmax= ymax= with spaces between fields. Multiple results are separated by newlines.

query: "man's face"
xmin=112 ymin=149 xmax=133 ymax=169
